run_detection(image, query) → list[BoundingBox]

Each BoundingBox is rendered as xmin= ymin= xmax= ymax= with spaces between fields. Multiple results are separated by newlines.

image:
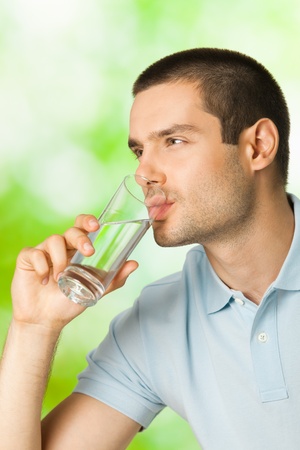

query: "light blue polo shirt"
xmin=75 ymin=194 xmax=300 ymax=449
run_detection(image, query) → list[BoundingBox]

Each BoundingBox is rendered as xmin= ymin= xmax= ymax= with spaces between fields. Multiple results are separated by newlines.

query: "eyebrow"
xmin=128 ymin=123 xmax=201 ymax=149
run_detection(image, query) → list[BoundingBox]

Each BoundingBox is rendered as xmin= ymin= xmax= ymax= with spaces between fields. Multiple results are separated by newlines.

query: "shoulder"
xmin=144 ymin=245 xmax=206 ymax=288
xmin=110 ymin=245 xmax=208 ymax=335
xmin=140 ymin=245 xmax=205 ymax=292
xmin=133 ymin=245 xmax=207 ymax=317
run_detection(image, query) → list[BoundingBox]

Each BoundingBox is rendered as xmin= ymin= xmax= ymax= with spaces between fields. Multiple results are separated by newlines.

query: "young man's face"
xmin=128 ymin=82 xmax=256 ymax=248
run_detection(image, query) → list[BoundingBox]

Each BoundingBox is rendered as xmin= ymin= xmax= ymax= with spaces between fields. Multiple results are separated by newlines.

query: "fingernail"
xmin=42 ymin=277 xmax=49 ymax=285
xmin=83 ymin=242 xmax=94 ymax=252
xmin=89 ymin=219 xmax=98 ymax=227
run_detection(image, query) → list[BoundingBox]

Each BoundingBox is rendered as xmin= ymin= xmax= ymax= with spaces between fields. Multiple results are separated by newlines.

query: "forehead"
xmin=129 ymin=82 xmax=219 ymax=138
xmin=130 ymin=82 xmax=202 ymax=120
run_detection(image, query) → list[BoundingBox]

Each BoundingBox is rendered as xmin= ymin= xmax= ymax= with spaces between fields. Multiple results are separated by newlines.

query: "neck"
xmin=204 ymin=190 xmax=294 ymax=305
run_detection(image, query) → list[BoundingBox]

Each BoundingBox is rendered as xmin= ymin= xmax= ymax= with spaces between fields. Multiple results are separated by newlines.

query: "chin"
xmin=153 ymin=230 xmax=188 ymax=248
xmin=153 ymin=230 xmax=172 ymax=247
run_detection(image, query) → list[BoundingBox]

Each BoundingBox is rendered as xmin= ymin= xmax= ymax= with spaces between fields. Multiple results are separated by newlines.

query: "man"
xmin=0 ymin=48 xmax=298 ymax=449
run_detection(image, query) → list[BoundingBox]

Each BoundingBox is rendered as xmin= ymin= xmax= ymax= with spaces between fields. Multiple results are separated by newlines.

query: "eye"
xmin=131 ymin=148 xmax=143 ymax=159
xmin=168 ymin=138 xmax=184 ymax=145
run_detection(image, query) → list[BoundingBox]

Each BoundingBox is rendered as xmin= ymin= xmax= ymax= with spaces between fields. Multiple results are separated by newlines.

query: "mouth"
xmin=148 ymin=202 xmax=173 ymax=221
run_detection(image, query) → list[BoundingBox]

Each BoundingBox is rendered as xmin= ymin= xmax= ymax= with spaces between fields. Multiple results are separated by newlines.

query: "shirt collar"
xmin=205 ymin=261 xmax=233 ymax=314
xmin=191 ymin=193 xmax=300 ymax=315
xmin=186 ymin=246 xmax=232 ymax=314
xmin=272 ymin=193 xmax=300 ymax=291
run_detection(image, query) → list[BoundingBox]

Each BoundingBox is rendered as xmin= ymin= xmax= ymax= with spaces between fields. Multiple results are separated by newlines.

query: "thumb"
xmin=106 ymin=260 xmax=139 ymax=294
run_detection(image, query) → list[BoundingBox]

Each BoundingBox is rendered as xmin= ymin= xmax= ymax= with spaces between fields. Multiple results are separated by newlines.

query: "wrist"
xmin=1 ymin=320 xmax=61 ymax=384
xmin=9 ymin=318 xmax=61 ymax=345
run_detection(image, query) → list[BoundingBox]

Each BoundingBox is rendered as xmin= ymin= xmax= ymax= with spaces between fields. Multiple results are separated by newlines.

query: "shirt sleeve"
xmin=73 ymin=299 xmax=166 ymax=428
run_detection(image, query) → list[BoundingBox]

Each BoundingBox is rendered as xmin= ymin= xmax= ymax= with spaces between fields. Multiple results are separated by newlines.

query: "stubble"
xmin=153 ymin=145 xmax=257 ymax=248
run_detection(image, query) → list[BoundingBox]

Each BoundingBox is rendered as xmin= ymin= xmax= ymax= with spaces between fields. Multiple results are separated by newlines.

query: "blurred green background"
xmin=1 ymin=0 xmax=300 ymax=448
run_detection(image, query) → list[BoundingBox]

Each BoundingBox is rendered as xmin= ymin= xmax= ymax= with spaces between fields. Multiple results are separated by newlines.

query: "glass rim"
xmin=123 ymin=174 xmax=166 ymax=205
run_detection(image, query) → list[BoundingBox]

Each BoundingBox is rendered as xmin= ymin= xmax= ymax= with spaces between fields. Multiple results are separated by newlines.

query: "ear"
xmin=240 ymin=118 xmax=279 ymax=172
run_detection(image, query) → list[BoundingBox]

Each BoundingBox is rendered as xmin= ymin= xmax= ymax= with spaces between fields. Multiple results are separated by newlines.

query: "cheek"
xmin=164 ymin=149 xmax=227 ymax=197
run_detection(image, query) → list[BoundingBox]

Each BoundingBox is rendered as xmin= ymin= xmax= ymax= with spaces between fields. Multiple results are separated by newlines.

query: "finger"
xmin=73 ymin=214 xmax=100 ymax=232
xmin=63 ymin=214 xmax=100 ymax=256
xmin=17 ymin=247 xmax=52 ymax=284
xmin=36 ymin=234 xmax=70 ymax=281
xmin=63 ymin=226 xmax=95 ymax=257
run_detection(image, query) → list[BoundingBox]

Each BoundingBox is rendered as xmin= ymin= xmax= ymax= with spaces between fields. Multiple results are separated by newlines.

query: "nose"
xmin=135 ymin=154 xmax=166 ymax=187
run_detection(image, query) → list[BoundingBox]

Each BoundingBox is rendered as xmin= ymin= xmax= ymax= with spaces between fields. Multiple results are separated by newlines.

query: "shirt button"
xmin=234 ymin=297 xmax=245 ymax=306
xmin=257 ymin=332 xmax=268 ymax=343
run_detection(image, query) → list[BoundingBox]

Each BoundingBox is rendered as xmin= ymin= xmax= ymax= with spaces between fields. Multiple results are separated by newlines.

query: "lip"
xmin=148 ymin=202 xmax=173 ymax=221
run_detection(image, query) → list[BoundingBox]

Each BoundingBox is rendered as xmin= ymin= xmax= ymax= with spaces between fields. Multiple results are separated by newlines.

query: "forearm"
xmin=1 ymin=215 xmax=136 ymax=449
xmin=0 ymin=319 xmax=60 ymax=450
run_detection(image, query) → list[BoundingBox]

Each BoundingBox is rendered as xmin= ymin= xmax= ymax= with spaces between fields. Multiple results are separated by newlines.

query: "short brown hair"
xmin=133 ymin=48 xmax=290 ymax=186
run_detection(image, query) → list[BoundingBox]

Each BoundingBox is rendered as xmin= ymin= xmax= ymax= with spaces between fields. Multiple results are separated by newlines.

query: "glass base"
xmin=58 ymin=265 xmax=106 ymax=307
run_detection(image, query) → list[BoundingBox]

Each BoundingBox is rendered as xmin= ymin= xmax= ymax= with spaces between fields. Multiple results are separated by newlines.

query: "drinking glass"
xmin=58 ymin=174 xmax=166 ymax=306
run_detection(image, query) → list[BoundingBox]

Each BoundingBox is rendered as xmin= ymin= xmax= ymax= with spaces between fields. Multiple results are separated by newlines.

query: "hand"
xmin=11 ymin=215 xmax=138 ymax=332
